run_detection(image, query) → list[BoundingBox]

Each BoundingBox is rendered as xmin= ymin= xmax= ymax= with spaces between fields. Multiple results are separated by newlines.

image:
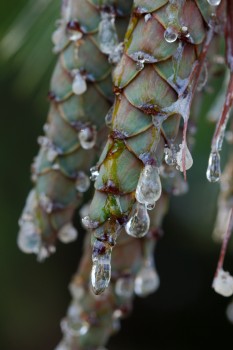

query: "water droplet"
xmin=115 ymin=276 xmax=134 ymax=298
xmin=39 ymin=193 xmax=53 ymax=213
xmin=82 ymin=215 xmax=99 ymax=229
xmin=144 ymin=13 xmax=152 ymax=22
xmin=58 ymin=223 xmax=78 ymax=243
xmin=17 ymin=222 xmax=41 ymax=254
xmin=90 ymin=166 xmax=99 ymax=181
xmin=37 ymin=245 xmax=56 ymax=262
xmin=176 ymin=142 xmax=193 ymax=172
xmin=134 ymin=265 xmax=160 ymax=297
xmin=61 ymin=316 xmax=89 ymax=337
xmin=207 ymin=0 xmax=221 ymax=6
xmin=91 ymin=252 xmax=111 ymax=295
xmin=212 ymin=269 xmax=233 ymax=297
xmin=181 ymin=26 xmax=190 ymax=38
xmin=78 ymin=126 xmax=97 ymax=150
xmin=164 ymin=26 xmax=178 ymax=43
xmin=75 ymin=171 xmax=90 ymax=192
xmin=125 ymin=202 xmax=150 ymax=238
xmin=135 ymin=165 xmax=162 ymax=206
xmin=72 ymin=71 xmax=87 ymax=95
xmin=98 ymin=12 xmax=118 ymax=55
xmin=206 ymin=151 xmax=221 ymax=182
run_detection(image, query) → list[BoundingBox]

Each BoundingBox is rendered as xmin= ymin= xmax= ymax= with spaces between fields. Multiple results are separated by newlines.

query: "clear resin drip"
xmin=91 ymin=250 xmax=111 ymax=295
xmin=135 ymin=165 xmax=162 ymax=206
xmin=207 ymin=0 xmax=221 ymax=6
xmin=98 ymin=11 xmax=118 ymax=55
xmin=206 ymin=151 xmax=221 ymax=182
xmin=78 ymin=126 xmax=97 ymax=150
xmin=134 ymin=264 xmax=160 ymax=297
xmin=115 ymin=275 xmax=134 ymax=298
xmin=164 ymin=26 xmax=178 ymax=43
xmin=17 ymin=221 xmax=41 ymax=254
xmin=125 ymin=202 xmax=150 ymax=238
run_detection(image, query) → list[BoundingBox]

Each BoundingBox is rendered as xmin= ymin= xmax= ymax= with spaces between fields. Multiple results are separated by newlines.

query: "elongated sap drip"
xmin=98 ymin=11 xmax=118 ymax=56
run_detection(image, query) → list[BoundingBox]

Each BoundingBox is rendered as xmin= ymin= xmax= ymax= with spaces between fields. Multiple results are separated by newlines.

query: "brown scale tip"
xmin=66 ymin=20 xmax=82 ymax=32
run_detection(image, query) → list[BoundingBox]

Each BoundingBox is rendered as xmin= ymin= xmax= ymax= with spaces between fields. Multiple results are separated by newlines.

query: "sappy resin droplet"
xmin=135 ymin=165 xmax=162 ymax=206
xmin=58 ymin=223 xmax=78 ymax=243
xmin=213 ymin=269 xmax=233 ymax=297
xmin=176 ymin=142 xmax=193 ymax=172
xmin=78 ymin=126 xmax=97 ymax=150
xmin=206 ymin=151 xmax=221 ymax=182
xmin=17 ymin=222 xmax=41 ymax=254
xmin=90 ymin=166 xmax=99 ymax=181
xmin=72 ymin=71 xmax=87 ymax=95
xmin=134 ymin=265 xmax=160 ymax=297
xmin=125 ymin=202 xmax=150 ymax=238
xmin=115 ymin=276 xmax=134 ymax=298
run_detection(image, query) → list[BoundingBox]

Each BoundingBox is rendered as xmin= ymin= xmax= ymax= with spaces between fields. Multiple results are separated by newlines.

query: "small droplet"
xmin=98 ymin=12 xmax=118 ymax=55
xmin=206 ymin=151 xmax=221 ymax=182
xmin=61 ymin=317 xmax=89 ymax=337
xmin=212 ymin=269 xmax=233 ymax=297
xmin=207 ymin=0 xmax=221 ymax=6
xmin=135 ymin=165 xmax=162 ymax=206
xmin=164 ymin=146 xmax=176 ymax=166
xmin=90 ymin=166 xmax=99 ymax=181
xmin=39 ymin=193 xmax=53 ymax=213
xmin=125 ymin=202 xmax=150 ymax=238
xmin=47 ymin=147 xmax=58 ymax=162
xmin=115 ymin=276 xmax=134 ymax=298
xmin=108 ymin=42 xmax=123 ymax=64
xmin=82 ymin=215 xmax=99 ymax=229
xmin=17 ymin=222 xmax=41 ymax=254
xmin=164 ymin=26 xmax=178 ymax=43
xmin=69 ymin=281 xmax=85 ymax=300
xmin=78 ymin=126 xmax=97 ymax=150
xmin=144 ymin=13 xmax=152 ymax=23
xmin=72 ymin=71 xmax=87 ymax=95
xmin=134 ymin=265 xmax=160 ymax=297
xmin=176 ymin=142 xmax=193 ymax=172
xmin=58 ymin=223 xmax=78 ymax=243
xmin=91 ymin=253 xmax=111 ymax=295
xmin=76 ymin=171 xmax=90 ymax=192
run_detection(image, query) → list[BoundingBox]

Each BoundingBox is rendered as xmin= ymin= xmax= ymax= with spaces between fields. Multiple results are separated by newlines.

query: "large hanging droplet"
xmin=76 ymin=171 xmax=90 ymax=192
xmin=72 ymin=71 xmax=87 ymax=95
xmin=164 ymin=26 xmax=178 ymax=43
xmin=98 ymin=12 xmax=118 ymax=55
xmin=206 ymin=151 xmax=221 ymax=182
xmin=125 ymin=202 xmax=150 ymax=238
xmin=78 ymin=126 xmax=97 ymax=150
xmin=134 ymin=265 xmax=160 ymax=297
xmin=212 ymin=269 xmax=233 ymax=297
xmin=176 ymin=142 xmax=193 ymax=172
xmin=58 ymin=223 xmax=78 ymax=243
xmin=91 ymin=253 xmax=111 ymax=295
xmin=135 ymin=165 xmax=162 ymax=206
xmin=207 ymin=0 xmax=221 ymax=6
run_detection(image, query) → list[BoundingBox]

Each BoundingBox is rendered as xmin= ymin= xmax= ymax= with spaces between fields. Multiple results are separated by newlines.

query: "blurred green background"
xmin=0 ymin=1 xmax=233 ymax=349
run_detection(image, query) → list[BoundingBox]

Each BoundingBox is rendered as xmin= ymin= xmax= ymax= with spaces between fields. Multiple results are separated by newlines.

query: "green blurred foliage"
xmin=0 ymin=1 xmax=233 ymax=350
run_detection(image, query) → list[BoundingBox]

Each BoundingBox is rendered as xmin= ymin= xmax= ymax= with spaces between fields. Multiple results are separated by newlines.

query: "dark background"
xmin=0 ymin=1 xmax=233 ymax=349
